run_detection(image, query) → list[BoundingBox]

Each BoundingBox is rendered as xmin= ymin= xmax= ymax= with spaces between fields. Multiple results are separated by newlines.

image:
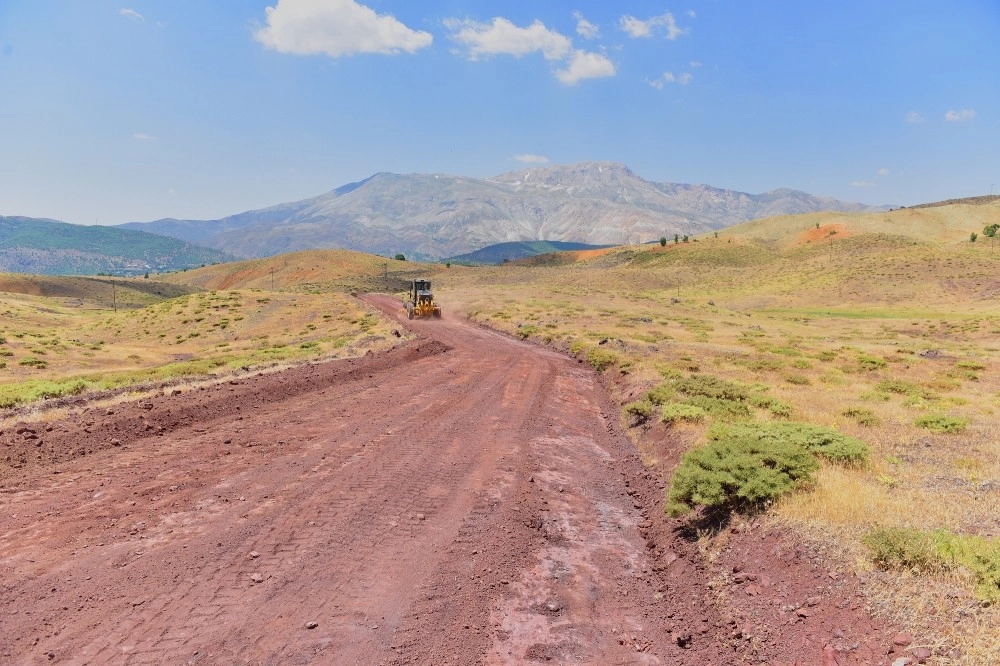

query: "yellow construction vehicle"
xmin=405 ymin=278 xmax=442 ymax=319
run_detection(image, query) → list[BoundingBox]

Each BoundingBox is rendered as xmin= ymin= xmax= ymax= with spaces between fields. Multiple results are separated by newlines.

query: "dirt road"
xmin=0 ymin=294 xmax=740 ymax=665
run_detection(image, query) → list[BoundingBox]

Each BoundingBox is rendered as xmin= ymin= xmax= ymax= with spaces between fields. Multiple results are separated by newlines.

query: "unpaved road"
xmin=0 ymin=295 xmax=730 ymax=665
xmin=0 ymin=294 xmax=902 ymax=665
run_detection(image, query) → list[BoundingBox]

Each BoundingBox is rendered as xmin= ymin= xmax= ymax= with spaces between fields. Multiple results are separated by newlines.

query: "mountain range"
xmin=122 ymin=162 xmax=889 ymax=261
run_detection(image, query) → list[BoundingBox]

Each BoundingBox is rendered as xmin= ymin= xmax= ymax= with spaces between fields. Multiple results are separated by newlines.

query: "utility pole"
xmin=270 ymin=267 xmax=275 ymax=291
xmin=111 ymin=282 xmax=117 ymax=313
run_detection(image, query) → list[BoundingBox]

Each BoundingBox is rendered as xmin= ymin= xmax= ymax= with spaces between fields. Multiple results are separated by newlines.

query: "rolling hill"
xmin=446 ymin=240 xmax=614 ymax=265
xmin=121 ymin=162 xmax=889 ymax=260
xmin=0 ymin=216 xmax=234 ymax=276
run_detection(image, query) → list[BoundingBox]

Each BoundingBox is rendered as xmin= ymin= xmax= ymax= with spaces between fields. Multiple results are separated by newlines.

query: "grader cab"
xmin=406 ymin=279 xmax=442 ymax=319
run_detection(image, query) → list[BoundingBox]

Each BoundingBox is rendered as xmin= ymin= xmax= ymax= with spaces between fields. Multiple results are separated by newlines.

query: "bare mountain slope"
xmin=122 ymin=162 xmax=888 ymax=260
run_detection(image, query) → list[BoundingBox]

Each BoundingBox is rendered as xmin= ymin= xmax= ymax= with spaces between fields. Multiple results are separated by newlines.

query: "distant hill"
xmin=0 ymin=216 xmax=234 ymax=276
xmin=120 ymin=162 xmax=889 ymax=260
xmin=447 ymin=240 xmax=614 ymax=265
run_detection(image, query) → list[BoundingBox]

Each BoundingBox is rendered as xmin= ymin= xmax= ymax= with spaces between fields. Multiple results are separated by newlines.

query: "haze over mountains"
xmin=122 ymin=162 xmax=890 ymax=261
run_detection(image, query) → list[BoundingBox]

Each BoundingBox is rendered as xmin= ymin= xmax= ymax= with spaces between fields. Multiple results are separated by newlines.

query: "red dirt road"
xmin=1 ymin=295 xmax=728 ymax=665
xmin=0 ymin=294 xmax=904 ymax=665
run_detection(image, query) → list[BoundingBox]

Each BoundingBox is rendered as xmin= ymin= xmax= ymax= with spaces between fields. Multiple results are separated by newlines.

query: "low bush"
xmin=646 ymin=383 xmax=675 ymax=405
xmin=707 ymin=422 xmax=870 ymax=465
xmin=842 ymin=406 xmax=881 ymax=427
xmin=914 ymin=413 xmax=968 ymax=433
xmin=684 ymin=395 xmax=753 ymax=420
xmin=675 ymin=374 xmax=750 ymax=401
xmin=666 ymin=433 xmax=818 ymax=516
xmin=585 ymin=347 xmax=619 ymax=372
xmin=660 ymin=403 xmax=707 ymax=425
xmin=622 ymin=399 xmax=654 ymax=426
xmin=863 ymin=528 xmax=1000 ymax=604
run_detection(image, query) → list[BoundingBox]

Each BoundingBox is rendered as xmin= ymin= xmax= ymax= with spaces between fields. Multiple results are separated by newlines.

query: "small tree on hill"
xmin=394 ymin=253 xmax=406 ymax=261
xmin=659 ymin=236 xmax=667 ymax=247
xmin=674 ymin=234 xmax=680 ymax=244
xmin=970 ymin=232 xmax=978 ymax=243
xmin=682 ymin=235 xmax=690 ymax=243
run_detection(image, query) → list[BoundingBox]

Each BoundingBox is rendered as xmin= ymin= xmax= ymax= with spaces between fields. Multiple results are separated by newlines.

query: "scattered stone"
xmin=806 ymin=595 xmax=822 ymax=606
xmin=891 ymin=658 xmax=913 ymax=666
xmin=249 ymin=573 xmax=264 ymax=583
xmin=305 ymin=621 xmax=318 ymax=629
xmin=893 ymin=632 xmax=914 ymax=647
xmin=416 ymin=513 xmax=426 ymax=521
xmin=910 ymin=647 xmax=932 ymax=663
xmin=249 ymin=551 xmax=260 ymax=559
xmin=110 ymin=438 xmax=121 ymax=446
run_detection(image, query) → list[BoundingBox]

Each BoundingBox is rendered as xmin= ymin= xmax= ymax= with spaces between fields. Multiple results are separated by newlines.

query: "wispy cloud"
xmin=851 ymin=180 xmax=875 ymax=188
xmin=445 ymin=17 xmax=571 ymax=61
xmin=254 ymin=0 xmax=432 ymax=58
xmin=877 ymin=167 xmax=890 ymax=176
xmin=620 ymin=13 xmax=687 ymax=40
xmin=514 ymin=153 xmax=549 ymax=164
xmin=120 ymin=8 xmax=144 ymax=22
xmin=648 ymin=71 xmax=693 ymax=89
xmin=945 ymin=108 xmax=976 ymax=122
xmin=689 ymin=60 xmax=702 ymax=68
xmin=556 ymin=50 xmax=615 ymax=85
xmin=133 ymin=132 xmax=157 ymax=141
xmin=905 ymin=110 xmax=924 ymax=124
xmin=686 ymin=10 xmax=697 ymax=19
xmin=573 ymin=11 xmax=599 ymax=39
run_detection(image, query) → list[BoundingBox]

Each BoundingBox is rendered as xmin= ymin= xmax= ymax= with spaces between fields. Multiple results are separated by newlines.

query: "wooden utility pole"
xmin=111 ymin=282 xmax=117 ymax=313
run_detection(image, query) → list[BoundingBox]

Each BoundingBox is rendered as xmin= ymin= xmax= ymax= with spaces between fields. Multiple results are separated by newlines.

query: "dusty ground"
xmin=0 ymin=294 xmax=909 ymax=664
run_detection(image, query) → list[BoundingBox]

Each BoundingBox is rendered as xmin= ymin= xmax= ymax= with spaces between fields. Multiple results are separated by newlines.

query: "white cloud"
xmin=851 ymin=180 xmax=875 ymax=188
xmin=573 ymin=11 xmax=599 ymax=39
xmin=686 ymin=10 xmax=697 ymax=19
xmin=945 ymin=108 xmax=976 ymax=122
xmin=133 ymin=132 xmax=157 ymax=141
xmin=445 ymin=17 xmax=571 ymax=61
xmin=649 ymin=70 xmax=693 ymax=88
xmin=689 ymin=60 xmax=702 ymax=68
xmin=254 ymin=0 xmax=432 ymax=58
xmin=905 ymin=110 xmax=924 ymax=124
xmin=620 ymin=13 xmax=686 ymax=40
xmin=555 ymin=49 xmax=616 ymax=85
xmin=877 ymin=167 xmax=890 ymax=176
xmin=120 ymin=8 xmax=144 ymax=22
xmin=514 ymin=153 xmax=549 ymax=164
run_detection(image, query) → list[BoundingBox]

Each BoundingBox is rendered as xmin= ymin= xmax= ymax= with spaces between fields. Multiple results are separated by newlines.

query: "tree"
xmin=659 ymin=236 xmax=667 ymax=247
xmin=970 ymin=232 xmax=978 ymax=243
xmin=984 ymin=223 xmax=999 ymax=238
xmin=682 ymin=235 xmax=690 ymax=243
xmin=394 ymin=253 xmax=406 ymax=261
xmin=674 ymin=234 xmax=680 ymax=244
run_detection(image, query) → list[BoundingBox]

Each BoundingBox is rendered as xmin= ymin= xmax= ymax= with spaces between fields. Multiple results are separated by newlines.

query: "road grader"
xmin=405 ymin=279 xmax=442 ymax=319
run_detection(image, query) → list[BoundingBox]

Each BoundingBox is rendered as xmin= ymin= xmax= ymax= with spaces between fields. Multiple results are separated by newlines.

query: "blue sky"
xmin=1 ymin=1 xmax=997 ymax=224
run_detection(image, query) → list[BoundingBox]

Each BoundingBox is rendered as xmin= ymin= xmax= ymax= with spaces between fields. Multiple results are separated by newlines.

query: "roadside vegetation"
xmin=0 ymin=251 xmax=407 ymax=410
xmin=440 ymin=202 xmax=1000 ymax=663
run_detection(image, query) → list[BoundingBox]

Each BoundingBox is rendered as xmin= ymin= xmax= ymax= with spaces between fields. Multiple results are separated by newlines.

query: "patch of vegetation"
xmin=914 ymin=413 xmax=968 ymax=433
xmin=666 ymin=431 xmax=819 ymax=516
xmin=585 ymin=347 xmax=619 ymax=372
xmin=675 ymin=374 xmax=750 ymax=401
xmin=863 ymin=527 xmax=1000 ymax=604
xmin=622 ymin=399 xmax=654 ymax=426
xmin=707 ymin=422 xmax=870 ymax=465
xmin=842 ymin=406 xmax=881 ymax=427
xmin=660 ymin=403 xmax=707 ymax=425
xmin=0 ymin=378 xmax=89 ymax=408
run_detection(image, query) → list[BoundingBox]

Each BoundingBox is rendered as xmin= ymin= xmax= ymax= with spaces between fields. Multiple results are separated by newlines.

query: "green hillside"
xmin=0 ymin=216 xmax=234 ymax=275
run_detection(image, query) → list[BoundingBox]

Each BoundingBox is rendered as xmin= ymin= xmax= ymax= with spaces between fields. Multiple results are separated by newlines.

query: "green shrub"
xmin=684 ymin=395 xmax=753 ymax=420
xmin=914 ymin=413 xmax=968 ymax=433
xmin=707 ymin=422 xmax=870 ymax=465
xmin=585 ymin=347 xmax=619 ymax=372
xmin=18 ymin=357 xmax=47 ymax=368
xmin=660 ymin=403 xmax=707 ymax=425
xmin=622 ymin=399 xmax=654 ymax=426
xmin=863 ymin=528 xmax=1000 ymax=604
xmin=743 ymin=357 xmax=784 ymax=372
xmin=956 ymin=359 xmax=986 ymax=371
xmin=515 ymin=325 xmax=539 ymax=339
xmin=875 ymin=379 xmax=928 ymax=397
xmin=675 ymin=374 xmax=749 ymax=401
xmin=784 ymin=373 xmax=811 ymax=385
xmin=842 ymin=406 xmax=881 ymax=427
xmin=646 ymin=383 xmax=675 ymax=405
xmin=857 ymin=353 xmax=888 ymax=370
xmin=666 ymin=434 xmax=819 ymax=516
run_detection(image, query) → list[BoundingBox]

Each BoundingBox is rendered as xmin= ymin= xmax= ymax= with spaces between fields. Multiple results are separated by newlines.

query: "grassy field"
xmin=0 ymin=251 xmax=412 ymax=410
xmin=434 ymin=202 xmax=1000 ymax=663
